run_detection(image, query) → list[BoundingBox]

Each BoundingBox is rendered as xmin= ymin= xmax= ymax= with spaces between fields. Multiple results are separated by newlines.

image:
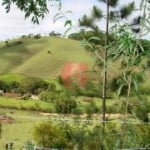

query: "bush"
xmin=139 ymin=83 xmax=150 ymax=95
xmin=19 ymin=77 xmax=49 ymax=94
xmin=34 ymin=34 xmax=41 ymax=39
xmin=86 ymin=100 xmax=99 ymax=114
xmin=33 ymin=122 xmax=69 ymax=149
xmin=79 ymin=81 xmax=103 ymax=97
xmin=132 ymin=97 xmax=150 ymax=122
xmin=55 ymin=91 xmax=77 ymax=113
xmin=0 ymin=80 xmax=7 ymax=92
xmin=22 ymin=141 xmax=35 ymax=150
xmin=0 ymin=80 xmax=20 ymax=93
xmin=39 ymin=91 xmax=55 ymax=102
xmin=110 ymin=72 xmax=145 ymax=96
xmin=47 ymin=83 xmax=56 ymax=91
xmin=72 ymin=107 xmax=84 ymax=115
xmin=33 ymin=121 xmax=150 ymax=149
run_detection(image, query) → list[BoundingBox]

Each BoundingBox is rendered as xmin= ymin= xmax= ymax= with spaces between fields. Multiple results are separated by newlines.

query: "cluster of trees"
xmin=0 ymin=77 xmax=53 ymax=95
xmin=4 ymin=40 xmax=23 ymax=47
xmin=39 ymin=89 xmax=77 ymax=113
xmin=49 ymin=31 xmax=61 ymax=37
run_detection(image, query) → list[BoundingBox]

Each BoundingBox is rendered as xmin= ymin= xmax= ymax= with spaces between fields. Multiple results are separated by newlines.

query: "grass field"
xmin=0 ymin=108 xmax=49 ymax=149
xmin=0 ymin=37 xmax=95 ymax=78
xmin=0 ymin=96 xmax=55 ymax=112
xmin=0 ymin=94 xmax=149 ymax=149
xmin=0 ymin=106 xmax=120 ymax=149
xmin=0 ymin=107 xmax=102 ymax=149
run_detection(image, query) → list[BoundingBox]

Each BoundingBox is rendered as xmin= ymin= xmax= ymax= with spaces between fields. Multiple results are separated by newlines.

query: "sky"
xmin=0 ymin=0 xmax=148 ymax=41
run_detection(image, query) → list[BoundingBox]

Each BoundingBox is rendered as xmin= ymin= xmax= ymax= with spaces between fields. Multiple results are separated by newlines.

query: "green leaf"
xmin=53 ymin=12 xmax=64 ymax=23
xmin=64 ymin=20 xmax=72 ymax=27
xmin=80 ymin=39 xmax=93 ymax=49
xmin=117 ymin=85 xmax=124 ymax=96
xmin=140 ymin=0 xmax=144 ymax=10
xmin=65 ymin=11 xmax=73 ymax=14
xmin=88 ymin=36 xmax=101 ymax=42
xmin=138 ymin=43 xmax=144 ymax=52
xmin=133 ymin=57 xmax=141 ymax=65
xmin=123 ymin=73 xmax=128 ymax=83
xmin=53 ymin=15 xmax=64 ymax=23
xmin=92 ymin=5 xmax=102 ymax=19
xmin=53 ymin=12 xmax=61 ymax=19
xmin=79 ymin=15 xmax=93 ymax=27
xmin=120 ymin=2 xmax=135 ymax=18
xmin=133 ymin=79 xmax=138 ymax=92
xmin=58 ymin=1 xmax=62 ymax=10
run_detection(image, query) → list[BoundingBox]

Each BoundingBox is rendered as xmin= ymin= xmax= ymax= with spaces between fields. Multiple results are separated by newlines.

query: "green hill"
xmin=0 ymin=36 xmax=95 ymax=79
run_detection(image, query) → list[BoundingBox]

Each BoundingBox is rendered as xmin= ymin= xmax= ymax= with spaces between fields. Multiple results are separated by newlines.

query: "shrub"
xmin=139 ymin=83 xmax=150 ymax=95
xmin=132 ymin=98 xmax=150 ymax=122
xmin=146 ymin=60 xmax=150 ymax=69
xmin=0 ymin=80 xmax=7 ymax=92
xmin=5 ymin=40 xmax=10 ymax=47
xmin=33 ymin=121 xmax=69 ymax=149
xmin=39 ymin=91 xmax=55 ymax=102
xmin=33 ymin=121 xmax=150 ymax=149
xmin=34 ymin=34 xmax=41 ymax=39
xmin=21 ymin=35 xmax=26 ymax=38
xmin=79 ymin=81 xmax=103 ymax=97
xmin=22 ymin=141 xmax=35 ymax=150
xmin=72 ymin=107 xmax=84 ymax=115
xmin=86 ymin=100 xmax=99 ymax=114
xmin=55 ymin=91 xmax=77 ymax=113
xmin=22 ymin=93 xmax=31 ymax=100
xmin=47 ymin=83 xmax=56 ymax=91
xmin=19 ymin=77 xmax=49 ymax=94
xmin=0 ymin=80 xmax=20 ymax=93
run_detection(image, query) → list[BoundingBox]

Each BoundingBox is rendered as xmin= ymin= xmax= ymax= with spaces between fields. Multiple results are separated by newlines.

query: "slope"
xmin=0 ymin=36 xmax=95 ymax=78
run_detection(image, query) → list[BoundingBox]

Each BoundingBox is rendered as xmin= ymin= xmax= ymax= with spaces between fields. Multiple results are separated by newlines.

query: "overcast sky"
xmin=0 ymin=0 xmax=148 ymax=41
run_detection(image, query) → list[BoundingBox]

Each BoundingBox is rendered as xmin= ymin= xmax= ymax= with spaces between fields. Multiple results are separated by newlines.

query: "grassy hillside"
xmin=0 ymin=36 xmax=95 ymax=78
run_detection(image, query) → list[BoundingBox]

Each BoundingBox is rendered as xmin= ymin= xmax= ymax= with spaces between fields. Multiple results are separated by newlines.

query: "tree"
xmin=2 ymin=0 xmax=60 ymax=24
xmin=55 ymin=90 xmax=77 ymax=113
xmin=78 ymin=0 xmax=136 ymax=127
xmin=18 ymin=77 xmax=49 ymax=94
xmin=78 ymin=0 xmax=150 ymax=149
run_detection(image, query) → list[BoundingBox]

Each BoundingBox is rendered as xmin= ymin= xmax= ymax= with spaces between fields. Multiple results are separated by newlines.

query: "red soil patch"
xmin=0 ymin=115 xmax=14 ymax=123
xmin=60 ymin=62 xmax=89 ymax=88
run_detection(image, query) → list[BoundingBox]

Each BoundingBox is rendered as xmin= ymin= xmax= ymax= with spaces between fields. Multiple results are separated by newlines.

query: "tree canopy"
xmin=2 ymin=0 xmax=60 ymax=24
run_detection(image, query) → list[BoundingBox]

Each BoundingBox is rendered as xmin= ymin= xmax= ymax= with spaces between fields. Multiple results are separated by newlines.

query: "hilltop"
xmin=0 ymin=36 xmax=95 ymax=79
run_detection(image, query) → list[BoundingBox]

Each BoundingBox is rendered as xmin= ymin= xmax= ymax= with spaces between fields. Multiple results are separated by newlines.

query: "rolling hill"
xmin=0 ymin=36 xmax=95 ymax=79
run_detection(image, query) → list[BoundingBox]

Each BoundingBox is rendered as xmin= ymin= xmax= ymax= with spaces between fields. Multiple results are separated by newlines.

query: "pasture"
xmin=0 ymin=37 xmax=95 ymax=78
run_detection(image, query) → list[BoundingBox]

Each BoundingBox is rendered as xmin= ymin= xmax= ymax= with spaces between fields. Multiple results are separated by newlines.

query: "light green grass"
xmin=0 ymin=73 xmax=25 ymax=82
xmin=0 ymin=108 xmax=47 ymax=149
xmin=0 ymin=96 xmax=55 ymax=112
xmin=0 ymin=37 xmax=95 ymax=78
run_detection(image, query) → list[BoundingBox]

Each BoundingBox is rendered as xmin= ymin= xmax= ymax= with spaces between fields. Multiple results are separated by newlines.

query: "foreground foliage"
xmin=32 ymin=121 xmax=150 ymax=150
